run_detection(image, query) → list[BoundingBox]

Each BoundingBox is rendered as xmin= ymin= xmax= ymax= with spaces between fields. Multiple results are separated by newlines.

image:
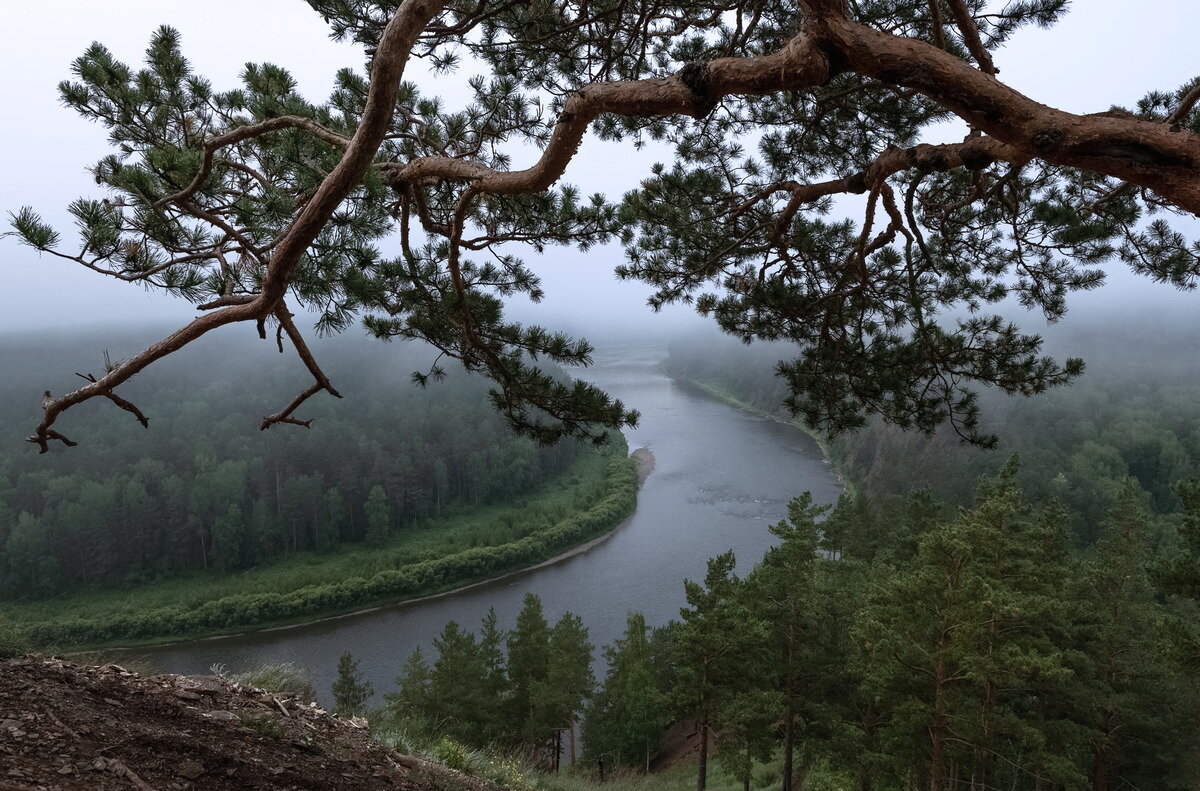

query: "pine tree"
xmin=476 ymin=608 xmax=510 ymax=742
xmin=583 ymin=612 xmax=672 ymax=771
xmin=18 ymin=1 xmax=1196 ymax=456
xmin=542 ymin=612 xmax=594 ymax=769
xmin=749 ymin=493 xmax=827 ymax=791
xmin=1078 ymin=481 xmax=1191 ymax=791
xmin=675 ymin=552 xmax=768 ymax=791
xmin=386 ymin=647 xmax=433 ymax=722
xmin=507 ymin=593 xmax=552 ymax=751
xmin=856 ymin=462 xmax=1075 ymax=790
xmin=715 ymin=688 xmax=781 ymax=791
xmin=332 ymin=652 xmax=374 ymax=717
xmin=429 ymin=621 xmax=487 ymax=744
xmin=365 ymin=484 xmax=390 ymax=546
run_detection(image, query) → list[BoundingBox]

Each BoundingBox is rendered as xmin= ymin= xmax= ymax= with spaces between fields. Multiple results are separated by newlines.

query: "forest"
xmin=664 ymin=310 xmax=1200 ymax=544
xmin=305 ymin=309 xmax=1200 ymax=791
xmin=353 ymin=464 xmax=1200 ymax=791
xmin=0 ymin=328 xmax=639 ymax=645
xmin=0 ymin=327 xmax=588 ymax=595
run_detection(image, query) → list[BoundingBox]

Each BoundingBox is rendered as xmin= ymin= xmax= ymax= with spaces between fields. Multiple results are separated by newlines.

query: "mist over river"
xmin=130 ymin=345 xmax=843 ymax=705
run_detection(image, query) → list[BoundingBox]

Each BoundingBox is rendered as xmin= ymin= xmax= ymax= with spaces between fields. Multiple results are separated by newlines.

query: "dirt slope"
xmin=0 ymin=655 xmax=492 ymax=791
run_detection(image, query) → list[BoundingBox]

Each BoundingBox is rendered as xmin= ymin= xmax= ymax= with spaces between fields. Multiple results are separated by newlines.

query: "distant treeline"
xmin=19 ymin=450 xmax=636 ymax=648
xmin=0 ymin=329 xmax=588 ymax=596
xmin=664 ymin=313 xmax=1200 ymax=543
xmin=373 ymin=467 xmax=1200 ymax=790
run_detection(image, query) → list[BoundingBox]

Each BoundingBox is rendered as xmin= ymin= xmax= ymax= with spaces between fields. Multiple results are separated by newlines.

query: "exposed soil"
xmin=0 ymin=655 xmax=494 ymax=791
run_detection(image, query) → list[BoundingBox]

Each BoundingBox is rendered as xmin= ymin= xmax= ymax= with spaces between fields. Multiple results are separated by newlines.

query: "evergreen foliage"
xmin=386 ymin=594 xmax=595 ymax=769
xmin=9 ymin=1 xmax=1200 ymax=451
xmin=394 ymin=466 xmax=1200 ymax=789
xmin=332 ymin=651 xmax=375 ymax=717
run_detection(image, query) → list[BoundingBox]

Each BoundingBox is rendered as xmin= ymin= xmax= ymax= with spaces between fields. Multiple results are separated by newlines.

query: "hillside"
xmin=0 ymin=654 xmax=498 ymax=791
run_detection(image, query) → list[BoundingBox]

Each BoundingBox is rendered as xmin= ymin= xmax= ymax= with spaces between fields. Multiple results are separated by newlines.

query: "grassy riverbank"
xmin=5 ymin=438 xmax=638 ymax=651
xmin=660 ymin=362 xmax=853 ymax=496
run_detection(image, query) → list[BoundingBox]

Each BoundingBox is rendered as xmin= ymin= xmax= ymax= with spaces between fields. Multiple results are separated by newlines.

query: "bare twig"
xmin=260 ymin=305 xmax=343 ymax=431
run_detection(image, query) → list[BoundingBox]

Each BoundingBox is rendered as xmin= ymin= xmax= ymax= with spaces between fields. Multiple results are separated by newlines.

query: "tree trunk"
xmin=783 ymin=688 xmax=796 ymax=791
xmin=929 ymin=654 xmax=948 ymax=791
xmin=697 ymin=717 xmax=709 ymax=791
xmin=796 ymin=763 xmax=813 ymax=791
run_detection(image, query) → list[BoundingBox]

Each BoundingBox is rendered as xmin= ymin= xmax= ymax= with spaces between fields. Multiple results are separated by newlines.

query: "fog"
xmin=1 ymin=0 xmax=1198 ymax=342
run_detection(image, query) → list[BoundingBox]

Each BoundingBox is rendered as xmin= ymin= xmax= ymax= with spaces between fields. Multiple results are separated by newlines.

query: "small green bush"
xmin=431 ymin=736 xmax=472 ymax=773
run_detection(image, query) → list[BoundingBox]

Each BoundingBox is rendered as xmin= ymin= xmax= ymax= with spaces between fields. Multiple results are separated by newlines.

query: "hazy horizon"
xmin=2 ymin=0 xmax=1200 ymax=340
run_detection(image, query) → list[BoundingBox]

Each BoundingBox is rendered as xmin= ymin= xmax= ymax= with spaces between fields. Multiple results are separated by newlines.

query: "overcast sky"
xmin=1 ymin=0 xmax=1198 ymax=337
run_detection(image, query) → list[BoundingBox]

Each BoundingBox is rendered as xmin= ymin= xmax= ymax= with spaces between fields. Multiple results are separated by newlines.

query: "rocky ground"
xmin=0 ymin=655 xmax=494 ymax=791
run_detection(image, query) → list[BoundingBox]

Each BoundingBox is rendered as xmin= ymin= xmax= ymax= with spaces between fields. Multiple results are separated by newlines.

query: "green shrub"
xmin=431 ymin=736 xmax=473 ymax=773
xmin=481 ymin=755 xmax=535 ymax=791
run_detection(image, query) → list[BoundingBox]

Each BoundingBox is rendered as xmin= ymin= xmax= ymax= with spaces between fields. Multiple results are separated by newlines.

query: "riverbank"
xmin=661 ymin=365 xmax=853 ymax=497
xmin=89 ymin=448 xmax=657 ymax=655
xmin=7 ymin=440 xmax=645 ymax=652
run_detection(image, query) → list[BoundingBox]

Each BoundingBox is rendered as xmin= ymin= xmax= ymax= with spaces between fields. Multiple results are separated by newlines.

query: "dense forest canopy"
xmin=6 ymin=0 xmax=1200 ymax=452
xmin=665 ymin=309 xmax=1200 ymax=540
xmin=372 ymin=467 xmax=1200 ymax=791
xmin=0 ymin=329 xmax=586 ymax=596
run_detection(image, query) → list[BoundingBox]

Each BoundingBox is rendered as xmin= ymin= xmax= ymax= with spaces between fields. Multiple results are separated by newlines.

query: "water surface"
xmin=134 ymin=345 xmax=842 ymax=703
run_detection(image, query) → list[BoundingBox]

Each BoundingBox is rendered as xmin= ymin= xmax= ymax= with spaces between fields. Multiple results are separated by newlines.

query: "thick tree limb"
xmin=383 ymin=36 xmax=833 ymax=193
xmin=382 ymin=11 xmax=1200 ymax=215
xmin=943 ymin=0 xmax=997 ymax=75
xmin=806 ymin=6 xmax=1200 ymax=214
xmin=29 ymin=0 xmax=447 ymax=450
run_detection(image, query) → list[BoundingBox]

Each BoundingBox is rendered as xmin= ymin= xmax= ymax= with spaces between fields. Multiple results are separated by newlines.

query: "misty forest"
xmin=2 ymin=1 xmax=1200 ymax=791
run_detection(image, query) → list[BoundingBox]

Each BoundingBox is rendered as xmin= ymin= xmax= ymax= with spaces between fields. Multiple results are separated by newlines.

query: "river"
xmin=132 ymin=344 xmax=843 ymax=704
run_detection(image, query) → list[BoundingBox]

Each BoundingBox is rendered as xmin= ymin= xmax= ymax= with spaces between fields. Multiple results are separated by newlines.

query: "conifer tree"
xmin=386 ymin=647 xmax=433 ymax=722
xmin=715 ymin=688 xmax=781 ymax=791
xmin=506 ymin=593 xmax=552 ymax=751
xmin=429 ymin=621 xmax=487 ymax=744
xmin=583 ymin=612 xmax=671 ymax=771
xmin=1078 ymin=481 xmax=1192 ymax=791
xmin=332 ymin=651 xmax=374 ymax=717
xmin=476 ymin=608 xmax=510 ymax=742
xmin=857 ymin=462 xmax=1075 ymax=790
xmin=749 ymin=493 xmax=827 ymax=791
xmin=675 ymin=552 xmax=768 ymax=791
xmin=365 ymin=484 xmax=390 ymax=546
xmin=13 ymin=1 xmax=1200 ymax=454
xmin=542 ymin=612 xmax=594 ymax=769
